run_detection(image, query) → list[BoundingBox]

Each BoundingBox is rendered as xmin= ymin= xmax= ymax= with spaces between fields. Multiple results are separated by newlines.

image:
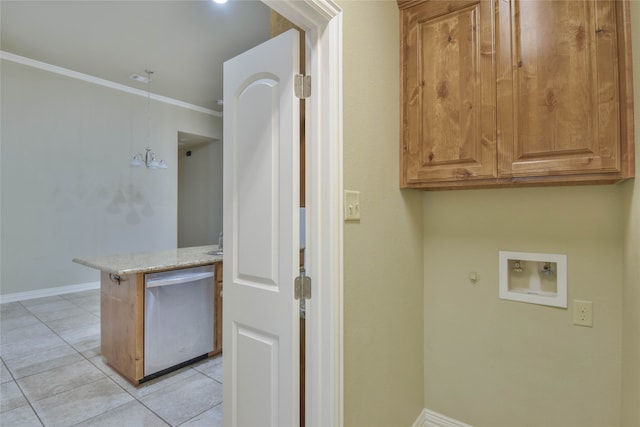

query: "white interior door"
xmin=222 ymin=29 xmax=301 ymax=427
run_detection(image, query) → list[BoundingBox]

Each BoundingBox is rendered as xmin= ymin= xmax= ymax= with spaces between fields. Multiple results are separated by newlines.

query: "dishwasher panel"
xmin=144 ymin=264 xmax=214 ymax=377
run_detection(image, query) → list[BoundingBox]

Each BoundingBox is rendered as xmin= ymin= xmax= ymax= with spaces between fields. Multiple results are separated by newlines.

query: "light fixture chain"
xmin=145 ymin=69 xmax=154 ymax=149
xmin=129 ymin=69 xmax=166 ymax=169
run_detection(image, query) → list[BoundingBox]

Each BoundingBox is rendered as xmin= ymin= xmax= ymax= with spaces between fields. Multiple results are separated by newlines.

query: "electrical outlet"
xmin=573 ymin=300 xmax=593 ymax=327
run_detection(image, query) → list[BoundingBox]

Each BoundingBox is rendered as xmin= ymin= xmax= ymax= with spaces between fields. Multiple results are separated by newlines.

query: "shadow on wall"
xmin=105 ymin=182 xmax=154 ymax=224
xmin=48 ymin=180 xmax=154 ymax=225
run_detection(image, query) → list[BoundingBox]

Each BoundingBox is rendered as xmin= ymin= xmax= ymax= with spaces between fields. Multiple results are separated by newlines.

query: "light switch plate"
xmin=344 ymin=190 xmax=361 ymax=221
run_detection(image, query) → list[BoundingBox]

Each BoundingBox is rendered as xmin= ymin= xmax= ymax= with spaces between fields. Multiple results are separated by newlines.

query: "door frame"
xmin=260 ymin=1 xmax=343 ymax=426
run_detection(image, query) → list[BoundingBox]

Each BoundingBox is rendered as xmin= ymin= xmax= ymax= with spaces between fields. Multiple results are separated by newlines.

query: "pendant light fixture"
xmin=130 ymin=69 xmax=168 ymax=169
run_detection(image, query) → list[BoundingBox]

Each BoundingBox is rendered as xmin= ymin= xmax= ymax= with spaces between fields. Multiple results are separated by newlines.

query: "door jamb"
xmin=260 ymin=1 xmax=343 ymax=426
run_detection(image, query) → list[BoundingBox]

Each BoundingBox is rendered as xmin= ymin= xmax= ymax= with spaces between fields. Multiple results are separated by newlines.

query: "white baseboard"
xmin=413 ymin=408 xmax=473 ymax=427
xmin=0 ymin=281 xmax=100 ymax=304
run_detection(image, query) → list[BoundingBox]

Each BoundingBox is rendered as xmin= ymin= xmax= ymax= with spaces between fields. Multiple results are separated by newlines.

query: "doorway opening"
xmin=177 ymin=131 xmax=223 ymax=248
xmin=222 ymin=1 xmax=343 ymax=425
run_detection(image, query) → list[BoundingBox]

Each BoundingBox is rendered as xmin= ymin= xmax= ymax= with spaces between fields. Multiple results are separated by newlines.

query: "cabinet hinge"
xmin=294 ymin=274 xmax=311 ymax=300
xmin=295 ymin=74 xmax=311 ymax=99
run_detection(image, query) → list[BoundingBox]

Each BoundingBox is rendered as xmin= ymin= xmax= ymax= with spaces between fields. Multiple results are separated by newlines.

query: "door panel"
xmin=236 ymin=80 xmax=278 ymax=286
xmin=223 ymin=29 xmax=301 ymax=427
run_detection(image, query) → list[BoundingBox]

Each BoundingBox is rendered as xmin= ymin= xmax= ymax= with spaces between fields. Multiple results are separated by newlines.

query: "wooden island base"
xmin=99 ymin=262 xmax=222 ymax=386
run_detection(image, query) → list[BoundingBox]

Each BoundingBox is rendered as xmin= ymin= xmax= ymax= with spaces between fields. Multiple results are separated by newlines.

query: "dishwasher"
xmin=144 ymin=264 xmax=214 ymax=378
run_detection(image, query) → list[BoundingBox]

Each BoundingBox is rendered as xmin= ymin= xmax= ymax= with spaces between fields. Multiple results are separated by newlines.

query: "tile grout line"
xmin=32 ymin=292 xmax=165 ymax=426
xmin=3 ymin=291 xmax=223 ymax=426
xmin=1 ymin=350 xmax=39 ymax=423
xmin=176 ymin=401 xmax=223 ymax=427
xmin=8 ymin=367 xmax=47 ymax=426
xmin=12 ymin=297 xmax=117 ymax=425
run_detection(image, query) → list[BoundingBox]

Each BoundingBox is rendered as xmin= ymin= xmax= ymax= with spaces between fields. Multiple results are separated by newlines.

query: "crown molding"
xmin=0 ymin=50 xmax=221 ymax=117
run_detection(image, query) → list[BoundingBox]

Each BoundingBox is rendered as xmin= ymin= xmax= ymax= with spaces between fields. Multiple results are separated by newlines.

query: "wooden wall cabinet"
xmin=398 ymin=0 xmax=635 ymax=190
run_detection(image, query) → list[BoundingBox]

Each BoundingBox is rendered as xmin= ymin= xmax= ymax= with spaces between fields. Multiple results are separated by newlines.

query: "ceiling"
xmin=0 ymin=0 xmax=272 ymax=113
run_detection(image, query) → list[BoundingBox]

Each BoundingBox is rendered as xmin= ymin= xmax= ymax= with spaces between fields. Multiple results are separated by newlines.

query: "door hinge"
xmin=295 ymin=74 xmax=311 ymax=99
xmin=294 ymin=274 xmax=311 ymax=300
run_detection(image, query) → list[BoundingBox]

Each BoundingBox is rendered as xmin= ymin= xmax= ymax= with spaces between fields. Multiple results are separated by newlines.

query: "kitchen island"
xmin=73 ymin=245 xmax=223 ymax=386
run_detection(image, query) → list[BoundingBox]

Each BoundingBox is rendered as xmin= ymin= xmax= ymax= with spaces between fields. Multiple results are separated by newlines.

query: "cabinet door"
xmin=400 ymin=0 xmax=497 ymax=187
xmin=497 ymin=0 xmax=621 ymax=178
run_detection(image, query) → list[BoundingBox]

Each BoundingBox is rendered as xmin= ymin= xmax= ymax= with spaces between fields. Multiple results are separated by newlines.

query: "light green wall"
xmin=621 ymin=1 xmax=640 ymax=425
xmin=422 ymin=4 xmax=640 ymax=426
xmin=423 ymin=186 xmax=624 ymax=426
xmin=339 ymin=1 xmax=425 ymax=426
xmin=0 ymin=60 xmax=220 ymax=295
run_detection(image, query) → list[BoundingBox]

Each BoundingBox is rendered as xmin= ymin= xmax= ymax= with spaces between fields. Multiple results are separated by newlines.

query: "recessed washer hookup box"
xmin=499 ymin=251 xmax=567 ymax=308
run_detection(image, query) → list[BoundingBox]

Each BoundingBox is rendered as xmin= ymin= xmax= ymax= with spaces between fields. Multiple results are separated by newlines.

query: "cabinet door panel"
xmin=401 ymin=0 xmax=496 ymax=186
xmin=498 ymin=0 xmax=620 ymax=177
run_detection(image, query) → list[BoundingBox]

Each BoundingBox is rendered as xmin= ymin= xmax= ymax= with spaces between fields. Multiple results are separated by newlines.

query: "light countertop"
xmin=73 ymin=245 xmax=222 ymax=275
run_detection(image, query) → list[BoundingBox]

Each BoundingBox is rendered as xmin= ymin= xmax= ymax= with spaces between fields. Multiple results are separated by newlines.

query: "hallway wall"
xmin=339 ymin=1 xmax=425 ymax=425
xmin=621 ymin=1 xmax=640 ymax=424
xmin=177 ymin=141 xmax=223 ymax=248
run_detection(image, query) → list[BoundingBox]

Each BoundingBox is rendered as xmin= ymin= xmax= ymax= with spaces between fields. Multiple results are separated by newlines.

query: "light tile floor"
xmin=0 ymin=289 xmax=223 ymax=426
